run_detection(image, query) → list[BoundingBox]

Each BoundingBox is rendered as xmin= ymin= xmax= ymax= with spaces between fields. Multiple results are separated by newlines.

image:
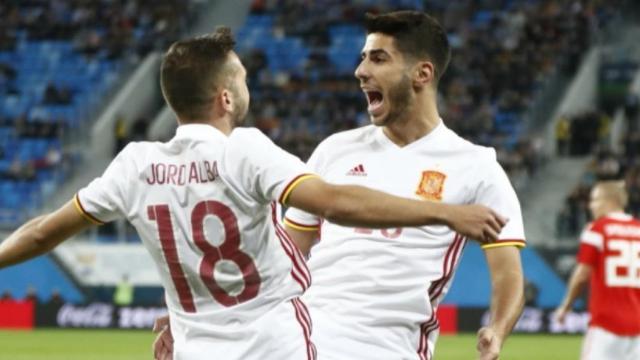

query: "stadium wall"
xmin=0 ymin=301 xmax=589 ymax=334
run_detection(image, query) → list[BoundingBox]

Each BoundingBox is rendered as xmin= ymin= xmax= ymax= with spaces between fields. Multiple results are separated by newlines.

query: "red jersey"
xmin=577 ymin=213 xmax=640 ymax=335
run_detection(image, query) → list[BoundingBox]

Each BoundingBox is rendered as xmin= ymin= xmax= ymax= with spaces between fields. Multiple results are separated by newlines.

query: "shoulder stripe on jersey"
xmin=481 ymin=239 xmax=526 ymax=250
xmin=580 ymin=230 xmax=604 ymax=250
xmin=73 ymin=193 xmax=105 ymax=225
xmin=284 ymin=218 xmax=320 ymax=231
xmin=279 ymin=174 xmax=319 ymax=205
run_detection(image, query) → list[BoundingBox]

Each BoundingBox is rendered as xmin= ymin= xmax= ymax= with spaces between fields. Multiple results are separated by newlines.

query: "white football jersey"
xmin=285 ymin=121 xmax=525 ymax=360
xmin=76 ymin=124 xmax=316 ymax=360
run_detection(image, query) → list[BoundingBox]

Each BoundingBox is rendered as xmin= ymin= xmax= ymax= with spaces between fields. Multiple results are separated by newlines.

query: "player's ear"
xmin=413 ymin=61 xmax=435 ymax=88
xmin=220 ymin=89 xmax=233 ymax=113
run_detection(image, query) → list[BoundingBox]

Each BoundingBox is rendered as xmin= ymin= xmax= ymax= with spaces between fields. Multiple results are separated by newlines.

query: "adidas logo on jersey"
xmin=346 ymin=164 xmax=367 ymax=176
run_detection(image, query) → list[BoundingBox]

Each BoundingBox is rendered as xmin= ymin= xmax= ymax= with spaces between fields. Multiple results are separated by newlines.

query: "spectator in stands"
xmin=523 ymin=278 xmax=539 ymax=307
xmin=114 ymin=115 xmax=128 ymax=155
xmin=33 ymin=146 xmax=63 ymax=170
xmin=46 ymin=289 xmax=64 ymax=308
xmin=113 ymin=274 xmax=133 ymax=307
xmin=24 ymin=286 xmax=38 ymax=303
xmin=556 ymin=202 xmax=574 ymax=238
xmin=0 ymin=290 xmax=12 ymax=301
xmin=0 ymin=25 xmax=17 ymax=52
xmin=130 ymin=117 xmax=150 ymax=142
xmin=556 ymin=115 xmax=571 ymax=156
xmin=0 ymin=62 xmax=16 ymax=80
xmin=6 ymin=158 xmax=36 ymax=181
xmin=43 ymin=82 xmax=72 ymax=105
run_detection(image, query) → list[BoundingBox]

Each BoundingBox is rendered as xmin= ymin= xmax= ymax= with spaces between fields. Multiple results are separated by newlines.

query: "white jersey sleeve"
xmin=75 ymin=144 xmax=135 ymax=224
xmin=282 ymin=141 xmax=327 ymax=231
xmin=222 ymin=128 xmax=316 ymax=206
xmin=474 ymin=149 xmax=526 ymax=249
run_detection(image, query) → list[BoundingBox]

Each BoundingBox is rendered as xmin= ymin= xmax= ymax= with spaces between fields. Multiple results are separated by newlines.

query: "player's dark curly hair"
xmin=161 ymin=27 xmax=237 ymax=121
xmin=364 ymin=11 xmax=451 ymax=82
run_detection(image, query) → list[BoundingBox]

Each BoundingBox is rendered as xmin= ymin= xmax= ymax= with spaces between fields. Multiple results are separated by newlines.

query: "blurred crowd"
xmin=557 ymin=93 xmax=640 ymax=237
xmin=0 ymin=0 xmax=194 ymax=59
xmin=0 ymin=287 xmax=64 ymax=306
xmin=0 ymin=0 xmax=199 ymax=223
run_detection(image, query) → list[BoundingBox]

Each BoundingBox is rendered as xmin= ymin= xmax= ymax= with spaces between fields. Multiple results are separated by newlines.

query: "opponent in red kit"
xmin=556 ymin=181 xmax=640 ymax=360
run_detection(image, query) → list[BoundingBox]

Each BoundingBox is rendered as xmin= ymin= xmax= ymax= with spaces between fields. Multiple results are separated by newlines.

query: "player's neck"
xmin=382 ymin=99 xmax=440 ymax=147
xmin=596 ymin=206 xmax=624 ymax=219
xmin=211 ymin=117 xmax=234 ymax=136
xmin=180 ymin=118 xmax=234 ymax=136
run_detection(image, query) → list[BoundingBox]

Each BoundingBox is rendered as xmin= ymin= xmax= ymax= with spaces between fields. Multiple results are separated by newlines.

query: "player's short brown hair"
xmin=364 ymin=11 xmax=451 ymax=82
xmin=161 ymin=27 xmax=237 ymax=122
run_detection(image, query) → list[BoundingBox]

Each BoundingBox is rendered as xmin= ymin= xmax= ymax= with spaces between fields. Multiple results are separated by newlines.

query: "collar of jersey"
xmin=175 ymin=124 xmax=228 ymax=141
xmin=374 ymin=119 xmax=446 ymax=150
xmin=606 ymin=212 xmax=633 ymax=221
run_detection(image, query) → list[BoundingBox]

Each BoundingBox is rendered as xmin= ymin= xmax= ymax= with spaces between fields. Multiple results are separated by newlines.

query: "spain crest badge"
xmin=415 ymin=170 xmax=446 ymax=201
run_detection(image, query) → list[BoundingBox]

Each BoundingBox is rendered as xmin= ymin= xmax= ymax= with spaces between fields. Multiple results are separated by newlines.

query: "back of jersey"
xmin=76 ymin=125 xmax=314 ymax=356
xmin=578 ymin=213 xmax=640 ymax=335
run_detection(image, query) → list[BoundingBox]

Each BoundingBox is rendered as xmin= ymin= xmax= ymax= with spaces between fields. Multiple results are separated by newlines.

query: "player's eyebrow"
xmin=361 ymin=49 xmax=390 ymax=59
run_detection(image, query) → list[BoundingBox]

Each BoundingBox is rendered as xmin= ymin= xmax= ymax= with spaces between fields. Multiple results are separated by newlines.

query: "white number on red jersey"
xmin=605 ymin=239 xmax=640 ymax=288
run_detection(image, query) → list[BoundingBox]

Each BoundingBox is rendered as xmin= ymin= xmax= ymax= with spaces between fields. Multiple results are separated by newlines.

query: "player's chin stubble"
xmin=377 ymin=74 xmax=412 ymax=126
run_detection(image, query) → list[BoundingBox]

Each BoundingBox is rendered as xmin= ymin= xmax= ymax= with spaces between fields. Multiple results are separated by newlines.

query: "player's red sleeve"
xmin=577 ymin=243 xmax=599 ymax=266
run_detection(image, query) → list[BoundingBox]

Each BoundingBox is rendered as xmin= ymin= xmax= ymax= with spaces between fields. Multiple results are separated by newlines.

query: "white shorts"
xmin=173 ymin=298 xmax=316 ymax=360
xmin=581 ymin=326 xmax=640 ymax=360
xmin=310 ymin=306 xmax=426 ymax=360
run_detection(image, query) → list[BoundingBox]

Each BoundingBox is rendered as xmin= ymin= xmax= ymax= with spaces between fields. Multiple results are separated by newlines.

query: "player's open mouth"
xmin=366 ymin=91 xmax=384 ymax=115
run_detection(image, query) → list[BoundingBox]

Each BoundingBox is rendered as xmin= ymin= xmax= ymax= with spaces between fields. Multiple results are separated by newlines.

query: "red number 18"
xmin=148 ymin=201 xmax=261 ymax=313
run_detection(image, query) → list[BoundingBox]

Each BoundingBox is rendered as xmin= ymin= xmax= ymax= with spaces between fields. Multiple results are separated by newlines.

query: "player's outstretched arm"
xmin=554 ymin=264 xmax=591 ymax=324
xmin=0 ymin=200 xmax=93 ymax=269
xmin=477 ymin=246 xmax=524 ymax=360
xmin=286 ymin=177 xmax=506 ymax=243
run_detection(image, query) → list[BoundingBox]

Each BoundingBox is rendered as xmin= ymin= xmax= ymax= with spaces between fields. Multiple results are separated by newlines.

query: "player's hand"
xmin=554 ymin=304 xmax=569 ymax=324
xmin=152 ymin=315 xmax=173 ymax=360
xmin=476 ymin=326 xmax=502 ymax=360
xmin=444 ymin=204 xmax=507 ymax=243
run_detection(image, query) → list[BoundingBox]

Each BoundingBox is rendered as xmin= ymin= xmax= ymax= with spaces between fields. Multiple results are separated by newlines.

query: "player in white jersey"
xmin=0 ymin=27 xmax=506 ymax=360
xmin=282 ymin=11 xmax=526 ymax=360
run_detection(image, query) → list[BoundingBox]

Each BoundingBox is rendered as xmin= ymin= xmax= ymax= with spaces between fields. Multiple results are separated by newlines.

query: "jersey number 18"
xmin=148 ymin=201 xmax=261 ymax=312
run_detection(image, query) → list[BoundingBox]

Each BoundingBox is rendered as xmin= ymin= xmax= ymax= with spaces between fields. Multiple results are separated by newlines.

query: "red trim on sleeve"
xmin=74 ymin=193 xmax=106 ymax=225
xmin=278 ymin=174 xmax=318 ymax=205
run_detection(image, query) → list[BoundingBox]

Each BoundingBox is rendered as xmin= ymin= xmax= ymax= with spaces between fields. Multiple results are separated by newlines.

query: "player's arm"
xmin=477 ymin=246 xmax=524 ymax=360
xmin=555 ymin=263 xmax=592 ymax=323
xmin=0 ymin=200 xmax=94 ymax=269
xmin=285 ymin=176 xmax=506 ymax=242
xmin=283 ymin=224 xmax=318 ymax=257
